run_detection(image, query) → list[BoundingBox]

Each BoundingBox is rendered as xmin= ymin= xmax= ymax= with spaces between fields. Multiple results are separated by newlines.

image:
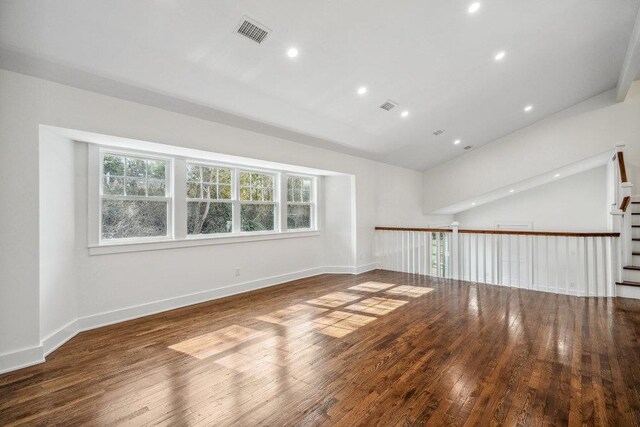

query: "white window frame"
xmin=238 ymin=168 xmax=280 ymax=234
xmin=285 ymin=173 xmax=317 ymax=232
xmin=98 ymin=148 xmax=173 ymax=244
xmin=185 ymin=161 xmax=235 ymax=237
xmin=88 ymin=145 xmax=320 ymax=255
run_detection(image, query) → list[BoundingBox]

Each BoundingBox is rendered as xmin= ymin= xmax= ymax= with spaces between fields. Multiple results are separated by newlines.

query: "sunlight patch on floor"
xmin=169 ymin=325 xmax=266 ymax=360
xmin=306 ymin=292 xmax=363 ymax=308
xmin=346 ymin=297 xmax=408 ymax=315
xmin=311 ymin=311 xmax=376 ymax=337
xmin=348 ymin=281 xmax=396 ymax=292
xmin=385 ymin=285 xmax=434 ymax=298
xmin=256 ymin=304 xmax=328 ymax=326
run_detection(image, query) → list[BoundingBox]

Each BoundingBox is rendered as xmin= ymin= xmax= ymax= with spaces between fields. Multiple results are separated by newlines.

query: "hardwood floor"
xmin=2 ymin=270 xmax=640 ymax=426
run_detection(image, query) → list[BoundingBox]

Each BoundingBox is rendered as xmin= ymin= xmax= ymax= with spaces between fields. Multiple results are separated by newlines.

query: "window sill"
xmin=88 ymin=230 xmax=321 ymax=256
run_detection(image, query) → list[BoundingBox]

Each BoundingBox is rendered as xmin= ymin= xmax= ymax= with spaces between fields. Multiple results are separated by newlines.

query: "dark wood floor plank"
xmin=1 ymin=270 xmax=640 ymax=426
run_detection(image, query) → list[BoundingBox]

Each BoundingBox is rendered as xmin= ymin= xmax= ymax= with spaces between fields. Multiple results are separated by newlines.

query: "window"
xmin=91 ymin=146 xmax=319 ymax=253
xmin=186 ymin=164 xmax=233 ymax=235
xmin=101 ymin=153 xmax=171 ymax=240
xmin=287 ymin=175 xmax=314 ymax=230
xmin=239 ymin=171 xmax=276 ymax=232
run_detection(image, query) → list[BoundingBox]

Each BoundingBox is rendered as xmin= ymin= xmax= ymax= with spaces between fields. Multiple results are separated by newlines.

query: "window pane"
xmin=127 ymin=159 xmax=146 ymax=178
xmin=187 ymin=182 xmax=201 ymax=199
xmin=147 ymin=160 xmax=166 ymax=180
xmin=287 ymin=176 xmax=312 ymax=203
xmin=240 ymin=172 xmax=250 ymax=186
xmin=187 ymin=202 xmax=232 ymax=235
xmin=251 ymin=173 xmax=263 ymax=186
xmin=102 ymin=200 xmax=167 ymax=239
xmin=103 ymin=155 xmax=124 ymax=176
xmin=251 ymin=188 xmax=262 ymax=201
xmin=219 ymin=169 xmax=231 ymax=184
xmin=288 ymin=204 xmax=311 ymax=229
xmin=202 ymin=166 xmax=216 ymax=183
xmin=103 ymin=176 xmax=124 ymax=195
xmin=219 ymin=184 xmax=232 ymax=200
xmin=203 ymin=184 xmax=217 ymax=200
xmin=264 ymin=186 xmax=273 ymax=202
xmin=240 ymin=187 xmax=251 ymax=201
xmin=187 ymin=164 xmax=201 ymax=182
xmin=126 ymin=178 xmax=147 ymax=196
xmin=147 ymin=179 xmax=166 ymax=197
xmin=241 ymin=204 xmax=275 ymax=232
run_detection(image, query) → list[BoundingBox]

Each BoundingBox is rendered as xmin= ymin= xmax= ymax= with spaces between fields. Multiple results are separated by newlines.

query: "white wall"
xmin=39 ymin=130 xmax=78 ymax=343
xmin=455 ymin=167 xmax=609 ymax=231
xmin=423 ymin=83 xmax=640 ymax=213
xmin=0 ymin=69 xmax=438 ymax=372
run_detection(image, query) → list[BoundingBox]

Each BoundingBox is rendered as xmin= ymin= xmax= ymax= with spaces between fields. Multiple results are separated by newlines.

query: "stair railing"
xmin=611 ymin=144 xmax=633 ymax=284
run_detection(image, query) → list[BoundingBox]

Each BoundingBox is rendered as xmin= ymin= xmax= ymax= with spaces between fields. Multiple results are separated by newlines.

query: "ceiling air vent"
xmin=236 ymin=17 xmax=270 ymax=44
xmin=433 ymin=130 xmax=444 ymax=136
xmin=464 ymin=145 xmax=473 ymax=150
xmin=379 ymin=100 xmax=398 ymax=111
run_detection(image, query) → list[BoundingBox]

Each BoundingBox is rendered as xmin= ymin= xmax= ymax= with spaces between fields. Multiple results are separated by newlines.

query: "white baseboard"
xmin=42 ymin=319 xmax=80 ymax=357
xmin=325 ymin=263 xmax=378 ymax=275
xmin=0 ymin=264 xmax=381 ymax=374
xmin=0 ymin=345 xmax=44 ymax=375
xmin=79 ymin=266 xmax=326 ymax=331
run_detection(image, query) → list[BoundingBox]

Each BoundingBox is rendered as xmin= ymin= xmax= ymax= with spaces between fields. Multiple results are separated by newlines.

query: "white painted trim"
xmin=616 ymin=284 xmax=640 ymax=300
xmin=0 ymin=346 xmax=44 ymax=375
xmin=42 ymin=319 xmax=80 ymax=357
xmin=89 ymin=230 xmax=321 ymax=255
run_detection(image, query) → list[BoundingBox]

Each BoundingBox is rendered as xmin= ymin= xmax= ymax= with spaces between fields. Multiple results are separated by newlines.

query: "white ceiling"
xmin=1 ymin=0 xmax=639 ymax=170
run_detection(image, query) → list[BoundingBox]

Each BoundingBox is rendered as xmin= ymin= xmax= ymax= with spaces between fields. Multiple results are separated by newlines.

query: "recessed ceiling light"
xmin=468 ymin=2 xmax=481 ymax=13
xmin=471 ymin=202 xmax=477 ymax=206
xmin=494 ymin=51 xmax=506 ymax=61
xmin=509 ymin=189 xmax=515 ymax=193
xmin=401 ymin=110 xmax=409 ymax=118
xmin=357 ymin=86 xmax=368 ymax=95
xmin=524 ymin=105 xmax=533 ymax=112
xmin=454 ymin=139 xmax=461 ymax=145
xmin=554 ymin=173 xmax=560 ymax=178
xmin=287 ymin=47 xmax=299 ymax=58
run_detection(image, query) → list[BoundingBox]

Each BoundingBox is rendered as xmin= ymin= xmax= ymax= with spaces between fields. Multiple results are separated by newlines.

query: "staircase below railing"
xmin=375 ymin=226 xmax=619 ymax=297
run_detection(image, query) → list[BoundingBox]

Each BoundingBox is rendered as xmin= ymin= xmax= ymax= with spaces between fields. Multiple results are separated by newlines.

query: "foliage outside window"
xmin=287 ymin=176 xmax=314 ymax=230
xmin=239 ymin=171 xmax=276 ymax=232
xmin=186 ymin=164 xmax=233 ymax=235
xmin=101 ymin=154 xmax=170 ymax=240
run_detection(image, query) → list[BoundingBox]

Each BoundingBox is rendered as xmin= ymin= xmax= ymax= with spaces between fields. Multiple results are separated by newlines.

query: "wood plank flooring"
xmin=1 ymin=270 xmax=640 ymax=426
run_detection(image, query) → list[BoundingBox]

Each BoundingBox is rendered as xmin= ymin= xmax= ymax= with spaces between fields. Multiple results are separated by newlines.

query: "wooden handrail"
xmin=375 ymin=226 xmax=619 ymax=237
xmin=620 ymin=196 xmax=631 ymax=212
xmin=618 ymin=151 xmax=628 ymax=183
xmin=375 ymin=227 xmax=453 ymax=233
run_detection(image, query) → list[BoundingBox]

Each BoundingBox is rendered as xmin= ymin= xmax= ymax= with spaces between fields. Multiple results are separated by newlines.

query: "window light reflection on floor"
xmin=168 ymin=324 xmax=266 ymax=360
xmin=306 ymin=291 xmax=363 ymax=308
xmin=385 ymin=285 xmax=434 ymax=298
xmin=348 ymin=281 xmax=396 ymax=292
xmin=345 ymin=297 xmax=408 ymax=315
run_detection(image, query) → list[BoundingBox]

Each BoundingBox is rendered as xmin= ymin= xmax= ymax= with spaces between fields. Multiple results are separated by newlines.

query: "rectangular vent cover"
xmin=433 ymin=130 xmax=444 ymax=136
xmin=237 ymin=18 xmax=269 ymax=44
xmin=380 ymin=101 xmax=398 ymax=111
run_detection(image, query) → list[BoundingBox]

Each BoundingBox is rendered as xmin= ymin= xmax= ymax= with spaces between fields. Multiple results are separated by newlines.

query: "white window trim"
xmin=285 ymin=173 xmax=318 ymax=232
xmin=96 ymin=148 xmax=174 ymax=245
xmin=88 ymin=145 xmax=320 ymax=255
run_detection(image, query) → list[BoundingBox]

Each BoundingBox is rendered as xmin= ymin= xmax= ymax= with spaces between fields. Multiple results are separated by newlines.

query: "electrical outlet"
xmin=235 ymin=268 xmax=240 ymax=277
